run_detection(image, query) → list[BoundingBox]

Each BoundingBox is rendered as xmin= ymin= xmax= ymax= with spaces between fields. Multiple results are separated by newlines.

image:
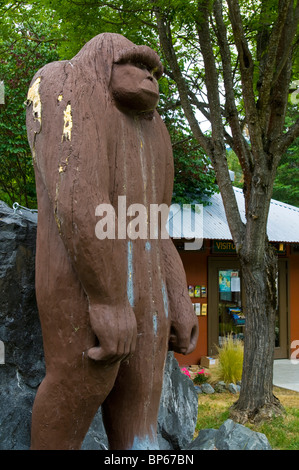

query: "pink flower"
xmin=181 ymin=367 xmax=191 ymax=378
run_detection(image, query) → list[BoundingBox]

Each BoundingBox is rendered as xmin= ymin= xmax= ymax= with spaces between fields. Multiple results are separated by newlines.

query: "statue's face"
xmin=110 ymin=62 xmax=159 ymax=113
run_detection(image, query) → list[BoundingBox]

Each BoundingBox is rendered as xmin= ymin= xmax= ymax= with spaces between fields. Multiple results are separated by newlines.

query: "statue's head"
xmin=72 ymin=33 xmax=163 ymax=116
xmin=111 ymin=44 xmax=163 ymax=113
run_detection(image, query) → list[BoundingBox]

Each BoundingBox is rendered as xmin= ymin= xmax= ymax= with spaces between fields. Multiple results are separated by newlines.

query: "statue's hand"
xmin=87 ymin=302 xmax=137 ymax=363
xmin=168 ymin=314 xmax=199 ymax=355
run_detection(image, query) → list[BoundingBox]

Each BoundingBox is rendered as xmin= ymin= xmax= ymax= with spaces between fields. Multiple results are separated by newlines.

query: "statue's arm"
xmin=159 ymin=120 xmax=198 ymax=355
xmin=161 ymin=238 xmax=199 ymax=355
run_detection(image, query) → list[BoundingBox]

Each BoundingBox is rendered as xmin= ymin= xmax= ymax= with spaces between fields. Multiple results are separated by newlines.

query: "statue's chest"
xmin=108 ymin=119 xmax=167 ymax=208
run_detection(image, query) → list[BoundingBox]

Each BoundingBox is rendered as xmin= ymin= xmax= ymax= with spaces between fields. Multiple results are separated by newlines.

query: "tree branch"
xmin=213 ymin=0 xmax=253 ymax=188
xmin=153 ymin=4 xmax=211 ymax=155
xmin=227 ymin=0 xmax=264 ymax=164
xmin=272 ymin=1 xmax=299 ymax=86
xmin=258 ymin=0 xmax=292 ymax=129
xmin=275 ymin=119 xmax=299 ymax=155
xmin=194 ymin=0 xmax=245 ymax=245
xmin=265 ymin=1 xmax=298 ymax=155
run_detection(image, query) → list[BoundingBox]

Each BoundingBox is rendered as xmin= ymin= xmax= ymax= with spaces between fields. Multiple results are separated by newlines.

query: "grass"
xmin=215 ymin=334 xmax=244 ymax=384
xmin=195 ymin=386 xmax=299 ymax=450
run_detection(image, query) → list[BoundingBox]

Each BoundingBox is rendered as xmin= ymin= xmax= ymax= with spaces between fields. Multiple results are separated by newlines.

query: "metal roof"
xmin=167 ymin=187 xmax=299 ymax=243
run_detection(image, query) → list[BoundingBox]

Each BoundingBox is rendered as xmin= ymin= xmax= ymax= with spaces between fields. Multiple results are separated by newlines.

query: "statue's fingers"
xmin=87 ymin=345 xmax=119 ymax=362
xmin=87 ymin=346 xmax=106 ymax=361
xmin=186 ymin=325 xmax=199 ymax=355
xmin=169 ymin=328 xmax=189 ymax=354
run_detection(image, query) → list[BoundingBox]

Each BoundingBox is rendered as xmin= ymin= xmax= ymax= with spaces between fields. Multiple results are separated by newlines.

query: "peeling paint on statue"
xmin=27 ymin=77 xmax=42 ymax=124
xmin=127 ymin=240 xmax=134 ymax=308
xmin=62 ymin=103 xmax=72 ymax=141
xmin=26 ymin=33 xmax=199 ymax=451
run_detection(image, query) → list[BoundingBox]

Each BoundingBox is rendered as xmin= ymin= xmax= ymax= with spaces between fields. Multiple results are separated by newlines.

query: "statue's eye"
xmin=135 ymin=62 xmax=148 ymax=71
xmin=131 ymin=61 xmax=159 ymax=80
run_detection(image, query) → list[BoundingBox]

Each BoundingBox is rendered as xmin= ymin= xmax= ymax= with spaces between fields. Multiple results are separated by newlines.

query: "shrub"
xmin=215 ymin=334 xmax=244 ymax=384
xmin=193 ymin=368 xmax=210 ymax=385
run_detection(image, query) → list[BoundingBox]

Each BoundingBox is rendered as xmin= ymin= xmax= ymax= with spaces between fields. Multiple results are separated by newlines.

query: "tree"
xmin=152 ymin=0 xmax=299 ymax=423
xmin=3 ymin=0 xmax=299 ymax=423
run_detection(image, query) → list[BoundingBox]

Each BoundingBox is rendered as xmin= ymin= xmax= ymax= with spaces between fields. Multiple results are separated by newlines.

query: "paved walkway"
xmin=273 ymin=359 xmax=299 ymax=392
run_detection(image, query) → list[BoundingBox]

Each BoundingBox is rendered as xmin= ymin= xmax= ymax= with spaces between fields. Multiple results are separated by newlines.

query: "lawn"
xmin=195 ymin=387 xmax=299 ymax=450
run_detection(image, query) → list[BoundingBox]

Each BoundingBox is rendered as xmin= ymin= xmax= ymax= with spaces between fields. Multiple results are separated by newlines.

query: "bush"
xmin=193 ymin=368 xmax=210 ymax=385
xmin=215 ymin=334 xmax=244 ymax=384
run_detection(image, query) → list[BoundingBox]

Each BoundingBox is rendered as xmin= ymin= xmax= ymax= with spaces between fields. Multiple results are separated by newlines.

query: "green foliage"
xmin=159 ymin=87 xmax=218 ymax=205
xmin=215 ymin=334 xmax=244 ymax=385
xmin=1 ymin=1 xmax=298 ymax=210
xmin=39 ymin=0 xmax=160 ymax=59
xmin=0 ymin=5 xmax=59 ymax=208
xmin=226 ymin=149 xmax=244 ymax=188
xmin=171 ymin=132 xmax=217 ymax=206
xmin=0 ymin=1 xmax=216 ymax=207
xmin=193 ymin=368 xmax=210 ymax=385
xmin=272 ymin=107 xmax=299 ymax=207
xmin=272 ymin=148 xmax=299 ymax=207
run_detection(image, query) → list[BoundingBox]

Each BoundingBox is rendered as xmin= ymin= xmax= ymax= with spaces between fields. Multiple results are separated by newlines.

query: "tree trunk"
xmin=230 ymin=244 xmax=285 ymax=424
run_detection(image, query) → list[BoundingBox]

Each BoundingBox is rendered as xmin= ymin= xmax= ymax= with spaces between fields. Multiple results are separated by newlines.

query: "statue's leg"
xmin=30 ymin=206 xmax=120 ymax=450
xmin=102 ymin=309 xmax=169 ymax=450
xmin=30 ymin=356 xmax=119 ymax=450
xmin=30 ymin=277 xmax=121 ymax=450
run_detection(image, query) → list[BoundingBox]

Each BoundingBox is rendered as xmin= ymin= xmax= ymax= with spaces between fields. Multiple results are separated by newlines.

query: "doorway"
xmin=208 ymin=257 xmax=289 ymax=358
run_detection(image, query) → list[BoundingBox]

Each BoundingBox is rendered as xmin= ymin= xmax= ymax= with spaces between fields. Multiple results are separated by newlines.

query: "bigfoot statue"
xmin=26 ymin=33 xmax=198 ymax=450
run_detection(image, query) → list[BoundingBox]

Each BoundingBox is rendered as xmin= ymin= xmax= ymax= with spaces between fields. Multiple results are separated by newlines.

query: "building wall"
xmin=175 ymin=241 xmax=299 ymax=366
xmin=289 ymin=251 xmax=299 ymax=353
xmin=174 ymin=243 xmax=209 ymax=366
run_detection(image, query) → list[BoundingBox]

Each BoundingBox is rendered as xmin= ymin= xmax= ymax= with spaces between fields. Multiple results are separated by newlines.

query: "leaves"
xmin=1 ymin=0 xmax=298 ymax=212
xmin=0 ymin=3 xmax=59 ymax=207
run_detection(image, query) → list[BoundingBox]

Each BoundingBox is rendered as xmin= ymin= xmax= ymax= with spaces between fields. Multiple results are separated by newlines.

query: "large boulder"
xmin=0 ymin=201 xmax=198 ymax=450
xmin=186 ymin=419 xmax=272 ymax=450
xmin=157 ymin=352 xmax=198 ymax=450
xmin=0 ymin=202 xmax=43 ymax=450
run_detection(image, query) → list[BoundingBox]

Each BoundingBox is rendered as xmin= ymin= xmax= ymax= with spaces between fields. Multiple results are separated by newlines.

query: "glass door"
xmin=208 ymin=257 xmax=288 ymax=358
xmin=218 ymin=268 xmax=244 ymax=346
xmin=208 ymin=258 xmax=243 ymax=355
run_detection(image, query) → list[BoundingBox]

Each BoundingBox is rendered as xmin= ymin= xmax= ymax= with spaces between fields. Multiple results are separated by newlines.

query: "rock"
xmin=215 ymin=419 xmax=272 ymax=450
xmin=214 ymin=381 xmax=226 ymax=393
xmin=227 ymin=383 xmax=240 ymax=394
xmin=157 ymin=352 xmax=198 ymax=450
xmin=81 ymin=408 xmax=109 ymax=450
xmin=0 ymin=202 xmax=43 ymax=450
xmin=194 ymin=385 xmax=202 ymax=394
xmin=185 ymin=419 xmax=272 ymax=450
xmin=85 ymin=352 xmax=199 ymax=450
xmin=186 ymin=429 xmax=217 ymax=450
xmin=0 ymin=201 xmax=198 ymax=450
xmin=201 ymin=383 xmax=215 ymax=394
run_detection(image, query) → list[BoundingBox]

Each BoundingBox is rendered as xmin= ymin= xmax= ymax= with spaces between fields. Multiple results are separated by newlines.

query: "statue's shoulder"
xmin=29 ymin=59 xmax=69 ymax=88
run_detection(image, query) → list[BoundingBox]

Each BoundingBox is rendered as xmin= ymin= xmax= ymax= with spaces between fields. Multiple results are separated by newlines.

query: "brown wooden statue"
xmin=26 ymin=33 xmax=198 ymax=450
